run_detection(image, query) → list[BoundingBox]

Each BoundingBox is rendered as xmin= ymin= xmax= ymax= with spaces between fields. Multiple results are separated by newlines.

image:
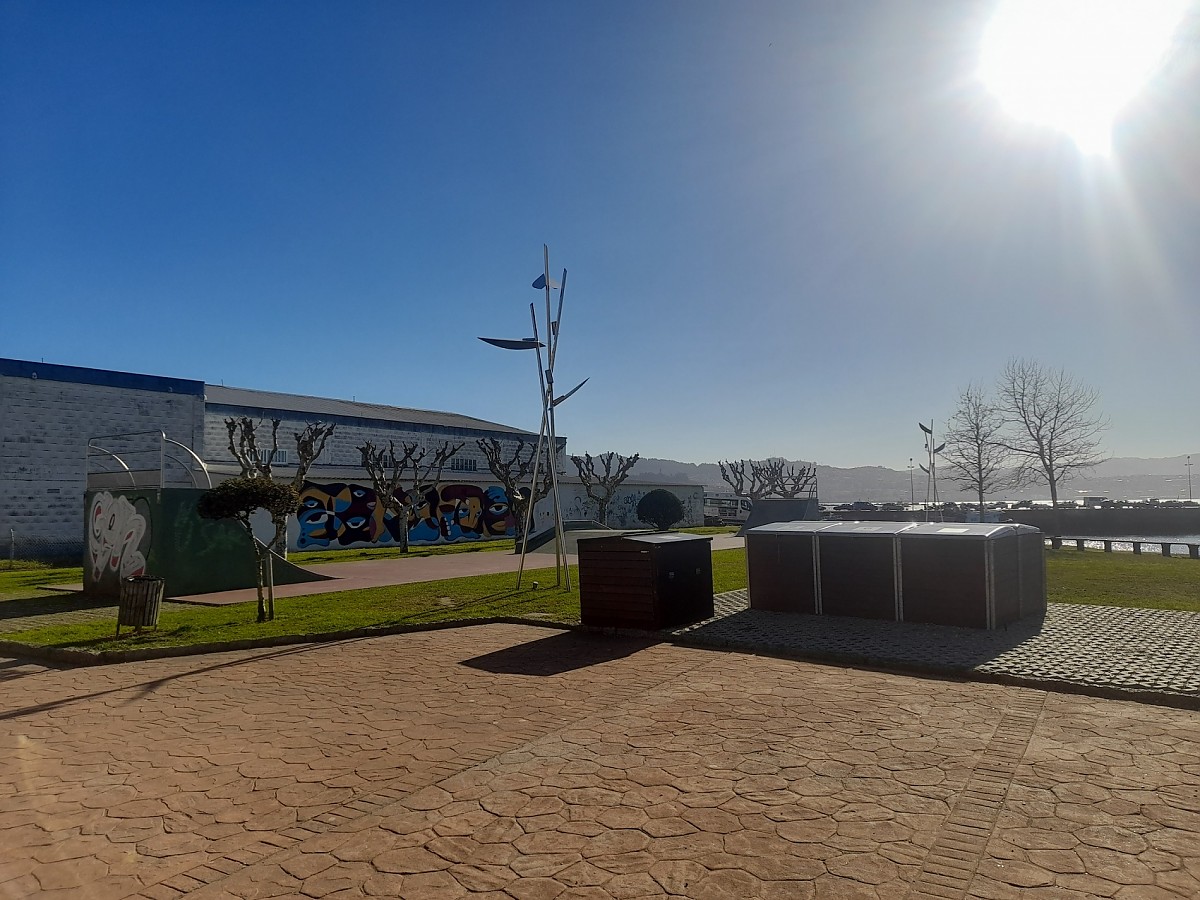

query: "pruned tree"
xmin=358 ymin=440 xmax=463 ymax=554
xmin=226 ymin=416 xmax=281 ymax=478
xmin=719 ymin=458 xmax=817 ymax=500
xmin=942 ymin=384 xmax=1013 ymax=519
xmin=637 ymin=489 xmax=684 ymax=532
xmin=718 ymin=459 xmax=774 ymax=501
xmin=198 ymin=477 xmax=298 ymax=622
xmin=292 ymin=422 xmax=336 ymax=490
xmin=757 ymin=459 xmax=818 ymax=499
xmin=478 ymin=438 xmax=553 ymax=550
xmin=226 ymin=417 xmax=336 ymax=557
xmin=996 ymin=359 xmax=1107 ymax=516
xmin=570 ymin=451 xmax=640 ymax=526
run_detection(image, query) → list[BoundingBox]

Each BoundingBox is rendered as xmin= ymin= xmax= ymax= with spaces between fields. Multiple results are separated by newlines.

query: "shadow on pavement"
xmin=0 ymin=594 xmax=115 ymax=622
xmin=462 ymin=630 xmax=658 ymax=676
xmin=0 ymin=642 xmax=338 ymax=722
xmin=676 ymin=607 xmax=1047 ymax=673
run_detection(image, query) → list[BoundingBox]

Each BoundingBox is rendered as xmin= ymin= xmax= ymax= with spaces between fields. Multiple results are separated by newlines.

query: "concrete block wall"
xmin=0 ymin=367 xmax=206 ymax=548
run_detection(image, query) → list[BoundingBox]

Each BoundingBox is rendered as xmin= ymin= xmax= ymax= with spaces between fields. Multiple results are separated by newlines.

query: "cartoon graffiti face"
xmin=88 ymin=492 xmax=148 ymax=581
xmin=297 ymin=483 xmax=386 ymax=548
xmin=296 ymin=481 xmax=515 ymax=548
xmin=483 ymin=486 xmax=513 ymax=536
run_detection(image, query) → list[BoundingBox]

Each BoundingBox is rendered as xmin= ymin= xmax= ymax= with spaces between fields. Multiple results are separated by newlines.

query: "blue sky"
xmin=2 ymin=1 xmax=1197 ymax=468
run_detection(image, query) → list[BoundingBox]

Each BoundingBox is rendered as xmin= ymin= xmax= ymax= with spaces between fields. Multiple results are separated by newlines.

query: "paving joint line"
xmin=904 ymin=689 xmax=1047 ymax=900
xmin=127 ymin=644 xmax=715 ymax=898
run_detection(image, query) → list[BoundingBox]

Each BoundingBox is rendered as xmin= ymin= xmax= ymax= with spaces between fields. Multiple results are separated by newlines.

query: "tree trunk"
xmin=598 ymin=500 xmax=609 ymax=527
xmin=272 ymin=519 xmax=288 ymax=560
xmin=399 ymin=504 xmax=411 ymax=555
xmin=1048 ymin=477 xmax=1062 ymax=537
xmin=253 ymin=551 xmax=267 ymax=623
xmin=977 ymin=486 xmax=985 ymax=521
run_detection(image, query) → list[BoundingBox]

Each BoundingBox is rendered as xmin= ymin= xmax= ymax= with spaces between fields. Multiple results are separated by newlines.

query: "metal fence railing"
xmin=2 ymin=530 xmax=83 ymax=568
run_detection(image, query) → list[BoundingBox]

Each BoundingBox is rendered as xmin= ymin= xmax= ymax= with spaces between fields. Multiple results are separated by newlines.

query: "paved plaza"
xmin=3 ymin=624 xmax=1200 ymax=899
xmin=675 ymin=593 xmax=1200 ymax=705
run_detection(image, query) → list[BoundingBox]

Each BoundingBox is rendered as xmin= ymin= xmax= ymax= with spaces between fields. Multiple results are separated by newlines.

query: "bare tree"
xmin=358 ymin=440 xmax=463 ymax=554
xmin=942 ymin=384 xmax=1013 ymax=519
xmin=225 ymin=416 xmax=280 ymax=478
xmin=718 ymin=459 xmax=775 ymax=501
xmin=758 ymin=459 xmax=818 ymax=498
xmin=719 ymin=458 xmax=817 ymax=500
xmin=292 ymin=422 xmax=336 ymax=491
xmin=225 ymin=417 xmax=337 ymax=556
xmin=570 ymin=451 xmax=640 ymax=526
xmin=267 ymin=421 xmax=337 ymax=555
xmin=478 ymin=438 xmax=553 ymax=550
xmin=996 ymin=358 xmax=1107 ymax=516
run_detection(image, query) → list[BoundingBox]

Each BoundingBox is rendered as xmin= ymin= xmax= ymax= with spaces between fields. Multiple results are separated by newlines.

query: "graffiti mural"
xmin=296 ymin=481 xmax=515 ymax=550
xmin=564 ymin=485 xmax=704 ymax=529
xmin=87 ymin=491 xmax=149 ymax=581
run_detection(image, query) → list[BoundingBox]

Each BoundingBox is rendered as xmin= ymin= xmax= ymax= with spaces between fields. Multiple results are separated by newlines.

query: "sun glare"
xmin=978 ymin=0 xmax=1189 ymax=155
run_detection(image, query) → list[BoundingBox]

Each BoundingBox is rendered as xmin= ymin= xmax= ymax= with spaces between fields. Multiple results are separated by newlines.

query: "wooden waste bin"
xmin=578 ymin=533 xmax=714 ymax=629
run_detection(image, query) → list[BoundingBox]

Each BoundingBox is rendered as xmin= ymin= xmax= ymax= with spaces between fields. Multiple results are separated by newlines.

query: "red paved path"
xmin=2 ymin=624 xmax=1198 ymax=899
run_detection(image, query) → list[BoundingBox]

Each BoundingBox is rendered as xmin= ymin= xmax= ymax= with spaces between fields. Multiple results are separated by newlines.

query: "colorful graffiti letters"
xmin=88 ymin=491 xmax=148 ymax=581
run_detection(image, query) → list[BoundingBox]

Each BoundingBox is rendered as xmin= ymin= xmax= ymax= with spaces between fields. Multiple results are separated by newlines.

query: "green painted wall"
xmin=84 ymin=488 xmax=329 ymax=598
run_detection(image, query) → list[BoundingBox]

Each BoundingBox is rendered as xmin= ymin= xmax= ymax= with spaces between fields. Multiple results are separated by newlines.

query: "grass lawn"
xmin=0 ymin=561 xmax=84 ymax=602
xmin=1044 ymin=548 xmax=1200 ymax=612
xmin=2 ymin=548 xmax=751 ymax=652
xmin=4 ymin=547 xmax=1199 ymax=654
xmin=291 ymin=539 xmax=513 ymax=566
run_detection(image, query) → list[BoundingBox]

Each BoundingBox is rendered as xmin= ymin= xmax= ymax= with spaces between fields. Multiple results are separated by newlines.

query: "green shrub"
xmin=637 ymin=489 xmax=684 ymax=531
xmin=197 ymin=477 xmax=298 ymax=523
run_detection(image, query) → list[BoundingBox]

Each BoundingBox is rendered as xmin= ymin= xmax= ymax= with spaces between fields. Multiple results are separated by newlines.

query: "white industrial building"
xmin=1 ymin=357 xmax=701 ymax=557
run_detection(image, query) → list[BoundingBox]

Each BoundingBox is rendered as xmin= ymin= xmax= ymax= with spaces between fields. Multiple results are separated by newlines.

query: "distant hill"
xmin=627 ymin=455 xmax=1196 ymax=504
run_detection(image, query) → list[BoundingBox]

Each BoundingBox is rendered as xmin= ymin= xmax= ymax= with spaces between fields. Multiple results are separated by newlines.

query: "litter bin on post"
xmin=117 ymin=575 xmax=165 ymax=637
xmin=578 ymin=533 xmax=714 ymax=630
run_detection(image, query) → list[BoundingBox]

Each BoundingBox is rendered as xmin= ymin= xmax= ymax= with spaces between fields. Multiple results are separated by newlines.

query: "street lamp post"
xmin=917 ymin=421 xmax=945 ymax=523
xmin=1187 ymin=454 xmax=1193 ymax=502
xmin=480 ymin=245 xmax=588 ymax=591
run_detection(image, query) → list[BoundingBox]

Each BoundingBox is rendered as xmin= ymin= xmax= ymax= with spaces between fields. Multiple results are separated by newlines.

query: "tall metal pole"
xmin=1188 ymin=454 xmax=1193 ymax=502
xmin=479 ymin=245 xmax=586 ymax=594
xmin=542 ymin=246 xmax=570 ymax=590
xmin=514 ymin=306 xmax=550 ymax=589
xmin=908 ymin=458 xmax=914 ymax=509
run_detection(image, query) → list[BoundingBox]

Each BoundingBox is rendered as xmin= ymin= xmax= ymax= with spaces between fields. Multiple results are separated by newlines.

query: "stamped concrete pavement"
xmin=2 ymin=624 xmax=1199 ymax=899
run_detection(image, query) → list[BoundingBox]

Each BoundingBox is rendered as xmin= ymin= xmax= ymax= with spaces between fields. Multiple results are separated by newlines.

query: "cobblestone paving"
xmin=3 ymin=624 xmax=1200 ymax=899
xmin=674 ymin=593 xmax=1200 ymax=702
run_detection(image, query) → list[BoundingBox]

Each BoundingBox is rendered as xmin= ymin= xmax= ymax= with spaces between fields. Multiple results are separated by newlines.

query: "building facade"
xmin=2 ymin=356 xmax=703 ymax=560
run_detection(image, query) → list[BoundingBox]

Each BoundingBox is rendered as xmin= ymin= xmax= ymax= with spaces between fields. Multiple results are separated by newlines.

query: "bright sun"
xmin=978 ymin=0 xmax=1189 ymax=155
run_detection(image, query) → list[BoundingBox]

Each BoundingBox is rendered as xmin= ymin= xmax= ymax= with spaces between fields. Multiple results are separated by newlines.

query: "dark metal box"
xmin=578 ymin=533 xmax=714 ymax=630
xmin=898 ymin=523 xmax=1045 ymax=629
xmin=816 ymin=522 xmax=918 ymax=620
xmin=745 ymin=521 xmax=837 ymax=614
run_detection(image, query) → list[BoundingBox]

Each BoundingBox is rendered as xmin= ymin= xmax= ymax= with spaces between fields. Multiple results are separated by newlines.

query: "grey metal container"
xmin=745 ymin=521 xmax=837 ymax=614
xmin=898 ymin=523 xmax=1045 ymax=629
xmin=815 ymin=522 xmax=919 ymax=620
